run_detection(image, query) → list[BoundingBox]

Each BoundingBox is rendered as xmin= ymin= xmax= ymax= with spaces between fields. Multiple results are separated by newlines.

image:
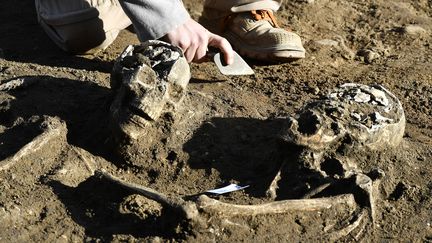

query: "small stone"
xmin=57 ymin=235 xmax=68 ymax=243
xmin=315 ymin=39 xmax=339 ymax=47
xmin=357 ymin=49 xmax=380 ymax=64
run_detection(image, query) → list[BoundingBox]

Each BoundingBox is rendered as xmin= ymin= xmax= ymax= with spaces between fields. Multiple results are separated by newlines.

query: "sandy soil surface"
xmin=1 ymin=0 xmax=432 ymax=242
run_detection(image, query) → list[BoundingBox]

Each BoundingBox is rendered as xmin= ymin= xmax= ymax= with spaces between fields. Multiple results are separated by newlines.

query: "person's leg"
xmin=35 ymin=0 xmax=131 ymax=54
xmin=200 ymin=0 xmax=305 ymax=62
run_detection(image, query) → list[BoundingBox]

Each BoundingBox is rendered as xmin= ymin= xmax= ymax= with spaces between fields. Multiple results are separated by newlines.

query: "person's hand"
xmin=163 ymin=18 xmax=234 ymax=65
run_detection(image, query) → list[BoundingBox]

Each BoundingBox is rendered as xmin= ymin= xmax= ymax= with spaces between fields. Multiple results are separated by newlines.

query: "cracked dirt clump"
xmin=119 ymin=194 xmax=163 ymax=220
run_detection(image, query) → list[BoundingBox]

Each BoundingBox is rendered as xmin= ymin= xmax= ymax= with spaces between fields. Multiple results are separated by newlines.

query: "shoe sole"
xmin=224 ymin=31 xmax=306 ymax=63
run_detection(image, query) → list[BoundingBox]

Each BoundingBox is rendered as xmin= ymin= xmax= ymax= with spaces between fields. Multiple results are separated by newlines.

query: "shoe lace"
xmin=250 ymin=10 xmax=280 ymax=28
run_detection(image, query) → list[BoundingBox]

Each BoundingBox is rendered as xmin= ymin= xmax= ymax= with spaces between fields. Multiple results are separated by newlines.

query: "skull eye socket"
xmin=320 ymin=157 xmax=344 ymax=176
xmin=297 ymin=111 xmax=320 ymax=136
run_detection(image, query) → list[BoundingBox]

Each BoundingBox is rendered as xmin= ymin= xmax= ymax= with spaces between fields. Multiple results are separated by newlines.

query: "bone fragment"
xmin=0 ymin=117 xmax=66 ymax=171
xmin=72 ymin=147 xmax=97 ymax=175
xmin=265 ymin=167 xmax=282 ymax=199
xmin=302 ymin=182 xmax=332 ymax=199
xmin=196 ymin=193 xmax=356 ymax=217
xmin=327 ymin=209 xmax=367 ymax=241
xmin=0 ymin=76 xmax=39 ymax=91
xmin=355 ymin=174 xmax=377 ymax=224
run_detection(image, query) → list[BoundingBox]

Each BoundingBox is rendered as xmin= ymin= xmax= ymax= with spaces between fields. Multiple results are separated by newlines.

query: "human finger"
xmin=183 ymin=42 xmax=198 ymax=63
xmin=208 ymin=33 xmax=234 ymax=65
xmin=193 ymin=36 xmax=209 ymax=63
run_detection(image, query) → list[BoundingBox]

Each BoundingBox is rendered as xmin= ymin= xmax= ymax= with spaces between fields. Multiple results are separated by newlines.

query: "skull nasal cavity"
xmin=297 ymin=111 xmax=320 ymax=135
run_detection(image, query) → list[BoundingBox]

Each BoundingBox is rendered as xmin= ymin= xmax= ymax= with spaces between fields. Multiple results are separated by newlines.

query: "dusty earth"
xmin=1 ymin=0 xmax=432 ymax=242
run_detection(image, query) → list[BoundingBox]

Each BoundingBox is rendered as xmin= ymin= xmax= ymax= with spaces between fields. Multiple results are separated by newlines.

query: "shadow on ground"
xmin=1 ymin=75 xmax=116 ymax=159
xmin=183 ymin=117 xmax=327 ymax=199
xmin=48 ymin=176 xmax=185 ymax=240
xmin=183 ymin=117 xmax=372 ymax=202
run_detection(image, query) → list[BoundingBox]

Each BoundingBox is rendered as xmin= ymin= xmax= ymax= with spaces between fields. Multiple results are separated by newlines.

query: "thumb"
xmin=208 ymin=33 xmax=234 ymax=65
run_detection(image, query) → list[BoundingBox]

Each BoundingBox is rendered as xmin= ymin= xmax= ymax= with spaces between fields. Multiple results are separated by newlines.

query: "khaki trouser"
xmin=35 ymin=0 xmax=274 ymax=54
xmin=203 ymin=0 xmax=281 ymax=11
xmin=35 ymin=0 xmax=131 ymax=54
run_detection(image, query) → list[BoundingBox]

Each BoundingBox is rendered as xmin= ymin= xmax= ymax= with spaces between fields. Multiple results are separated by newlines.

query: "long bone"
xmin=95 ymin=169 xmax=199 ymax=220
xmin=96 ymin=170 xmax=357 ymax=219
xmin=0 ymin=117 xmax=66 ymax=171
xmin=196 ymin=193 xmax=356 ymax=216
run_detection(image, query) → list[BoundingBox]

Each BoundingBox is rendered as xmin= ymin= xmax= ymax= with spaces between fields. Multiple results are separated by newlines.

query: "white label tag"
xmin=206 ymin=184 xmax=250 ymax=194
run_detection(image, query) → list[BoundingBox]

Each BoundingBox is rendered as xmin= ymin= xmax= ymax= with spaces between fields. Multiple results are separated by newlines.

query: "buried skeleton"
xmin=106 ymin=41 xmax=405 ymax=239
xmin=0 ymin=41 xmax=406 ymax=240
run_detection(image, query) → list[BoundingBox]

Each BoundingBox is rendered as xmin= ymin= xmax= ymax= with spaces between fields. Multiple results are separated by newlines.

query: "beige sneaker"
xmin=200 ymin=1 xmax=305 ymax=62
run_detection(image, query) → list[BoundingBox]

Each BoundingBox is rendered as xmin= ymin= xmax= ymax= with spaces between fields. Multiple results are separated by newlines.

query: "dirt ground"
xmin=1 ymin=0 xmax=432 ymax=242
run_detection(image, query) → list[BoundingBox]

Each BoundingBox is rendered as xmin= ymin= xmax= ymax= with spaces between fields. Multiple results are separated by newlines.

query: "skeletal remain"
xmin=106 ymin=50 xmax=398 ymax=239
xmin=197 ymin=193 xmax=356 ymax=217
xmin=96 ymin=169 xmax=199 ymax=220
xmin=281 ymin=83 xmax=405 ymax=154
xmin=327 ymin=209 xmax=368 ymax=241
xmin=49 ymin=146 xmax=101 ymax=187
xmin=110 ymin=40 xmax=190 ymax=140
xmin=277 ymin=83 xmax=404 ymax=178
xmin=0 ymin=116 xmax=66 ymax=171
xmin=97 ymin=170 xmax=357 ymax=223
xmin=302 ymin=182 xmax=332 ymax=199
xmin=266 ymin=165 xmax=282 ymax=199
xmin=267 ymin=83 xmax=405 ymax=235
xmin=0 ymin=76 xmax=39 ymax=91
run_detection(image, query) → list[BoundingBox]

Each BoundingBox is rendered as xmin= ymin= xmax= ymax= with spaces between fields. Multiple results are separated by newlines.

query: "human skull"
xmin=280 ymin=83 xmax=405 ymax=177
xmin=109 ymin=40 xmax=190 ymax=140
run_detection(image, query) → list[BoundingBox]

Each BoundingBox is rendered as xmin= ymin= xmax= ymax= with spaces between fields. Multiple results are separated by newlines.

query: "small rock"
xmin=357 ymin=49 xmax=380 ymax=64
xmin=403 ymin=25 xmax=427 ymax=36
xmin=315 ymin=39 xmax=339 ymax=47
xmin=56 ymin=235 xmax=68 ymax=243
xmin=149 ymin=237 xmax=162 ymax=243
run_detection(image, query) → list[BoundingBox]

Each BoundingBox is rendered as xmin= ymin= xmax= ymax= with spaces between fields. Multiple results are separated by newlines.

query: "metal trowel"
xmin=211 ymin=51 xmax=255 ymax=76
